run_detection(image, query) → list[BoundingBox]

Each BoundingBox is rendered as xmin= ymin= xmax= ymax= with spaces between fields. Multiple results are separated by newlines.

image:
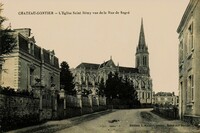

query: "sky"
xmin=1 ymin=0 xmax=189 ymax=94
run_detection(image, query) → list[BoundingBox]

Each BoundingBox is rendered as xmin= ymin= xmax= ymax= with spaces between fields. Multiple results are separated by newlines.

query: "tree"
xmin=120 ymin=78 xmax=140 ymax=107
xmin=0 ymin=3 xmax=4 ymax=29
xmin=102 ymin=72 xmax=140 ymax=108
xmin=0 ymin=3 xmax=16 ymax=55
xmin=104 ymin=72 xmax=121 ymax=99
xmin=60 ymin=61 xmax=76 ymax=95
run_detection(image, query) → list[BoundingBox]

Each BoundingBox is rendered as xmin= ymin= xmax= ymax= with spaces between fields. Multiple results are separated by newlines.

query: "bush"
xmin=1 ymin=113 xmax=40 ymax=131
xmin=0 ymin=86 xmax=33 ymax=97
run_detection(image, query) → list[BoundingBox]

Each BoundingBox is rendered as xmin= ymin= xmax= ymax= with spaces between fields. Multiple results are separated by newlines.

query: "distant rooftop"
xmin=154 ymin=92 xmax=175 ymax=96
xmin=76 ymin=59 xmax=139 ymax=74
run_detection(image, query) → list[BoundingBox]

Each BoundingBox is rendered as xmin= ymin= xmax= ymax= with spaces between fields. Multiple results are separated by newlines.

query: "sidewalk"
xmin=7 ymin=110 xmax=112 ymax=133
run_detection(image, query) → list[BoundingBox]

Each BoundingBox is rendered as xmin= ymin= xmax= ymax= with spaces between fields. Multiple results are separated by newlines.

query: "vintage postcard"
xmin=1 ymin=0 xmax=200 ymax=133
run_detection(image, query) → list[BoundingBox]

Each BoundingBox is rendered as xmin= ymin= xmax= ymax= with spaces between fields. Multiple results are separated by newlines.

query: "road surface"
xmin=8 ymin=109 xmax=200 ymax=133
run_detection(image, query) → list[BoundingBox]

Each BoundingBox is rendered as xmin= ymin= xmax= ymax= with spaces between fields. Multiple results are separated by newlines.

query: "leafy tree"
xmin=60 ymin=61 xmax=76 ymax=95
xmin=103 ymin=72 xmax=140 ymax=107
xmin=0 ymin=3 xmax=16 ymax=55
xmin=120 ymin=78 xmax=140 ymax=107
xmin=104 ymin=72 xmax=121 ymax=99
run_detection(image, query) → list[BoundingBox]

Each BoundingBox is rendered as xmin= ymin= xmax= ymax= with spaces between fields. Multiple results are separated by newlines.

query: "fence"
xmin=57 ymin=94 xmax=107 ymax=119
xmin=153 ymin=105 xmax=179 ymax=119
xmin=0 ymin=91 xmax=107 ymax=131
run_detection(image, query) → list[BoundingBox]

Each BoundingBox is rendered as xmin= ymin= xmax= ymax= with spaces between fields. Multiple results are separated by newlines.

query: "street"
xmin=8 ymin=109 xmax=200 ymax=133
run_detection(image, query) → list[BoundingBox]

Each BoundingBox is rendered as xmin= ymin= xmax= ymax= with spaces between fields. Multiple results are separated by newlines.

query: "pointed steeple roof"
xmin=138 ymin=18 xmax=146 ymax=46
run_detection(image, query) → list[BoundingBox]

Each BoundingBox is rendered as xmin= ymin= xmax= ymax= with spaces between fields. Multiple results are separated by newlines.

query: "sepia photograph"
xmin=0 ymin=0 xmax=200 ymax=132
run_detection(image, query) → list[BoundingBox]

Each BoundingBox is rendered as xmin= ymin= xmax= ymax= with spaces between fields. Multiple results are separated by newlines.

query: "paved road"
xmin=8 ymin=109 xmax=200 ymax=133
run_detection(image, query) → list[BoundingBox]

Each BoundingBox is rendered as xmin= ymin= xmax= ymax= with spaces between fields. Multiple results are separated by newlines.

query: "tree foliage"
xmin=0 ymin=3 xmax=16 ymax=55
xmin=99 ymin=72 xmax=140 ymax=107
xmin=60 ymin=61 xmax=76 ymax=95
xmin=0 ymin=3 xmax=5 ymax=29
xmin=98 ymin=78 xmax=105 ymax=97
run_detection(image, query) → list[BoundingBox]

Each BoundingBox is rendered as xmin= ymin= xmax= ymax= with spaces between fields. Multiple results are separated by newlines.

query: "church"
xmin=72 ymin=19 xmax=153 ymax=104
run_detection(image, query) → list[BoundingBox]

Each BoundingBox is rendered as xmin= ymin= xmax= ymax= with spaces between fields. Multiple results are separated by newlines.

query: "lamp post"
xmin=59 ymin=85 xmax=65 ymax=99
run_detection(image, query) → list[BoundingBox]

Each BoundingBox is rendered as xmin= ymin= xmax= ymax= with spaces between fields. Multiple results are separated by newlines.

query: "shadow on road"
xmin=12 ymin=110 xmax=114 ymax=133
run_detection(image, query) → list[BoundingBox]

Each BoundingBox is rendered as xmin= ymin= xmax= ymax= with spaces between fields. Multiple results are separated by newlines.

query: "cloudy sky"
xmin=1 ymin=0 xmax=189 ymax=94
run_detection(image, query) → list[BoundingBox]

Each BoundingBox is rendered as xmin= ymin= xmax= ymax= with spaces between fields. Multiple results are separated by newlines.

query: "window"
xmin=141 ymin=80 xmax=145 ymax=88
xmin=189 ymin=75 xmax=194 ymax=101
xmin=50 ymin=76 xmax=54 ymax=84
xmin=50 ymin=54 xmax=54 ymax=65
xmin=188 ymin=75 xmax=194 ymax=103
xmin=188 ymin=23 xmax=193 ymax=34
xmin=137 ymin=58 xmax=140 ymax=67
xmin=143 ymin=56 xmax=146 ymax=66
xmin=29 ymin=43 xmax=34 ymax=55
xmin=180 ymin=82 xmax=183 ymax=103
xmin=179 ymin=41 xmax=183 ymax=62
xmin=188 ymin=23 xmax=194 ymax=52
xmin=185 ymin=35 xmax=188 ymax=56
xmin=147 ymin=92 xmax=150 ymax=99
xmin=186 ymin=79 xmax=188 ymax=103
xmin=30 ymin=68 xmax=34 ymax=86
xmin=142 ymin=92 xmax=144 ymax=99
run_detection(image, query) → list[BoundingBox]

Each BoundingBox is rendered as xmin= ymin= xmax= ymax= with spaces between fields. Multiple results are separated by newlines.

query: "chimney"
xmin=14 ymin=28 xmax=31 ymax=38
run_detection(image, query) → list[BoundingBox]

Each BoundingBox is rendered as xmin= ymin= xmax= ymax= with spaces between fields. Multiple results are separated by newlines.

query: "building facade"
xmin=154 ymin=92 xmax=178 ymax=106
xmin=0 ymin=28 xmax=60 ymax=119
xmin=177 ymin=0 xmax=200 ymax=122
xmin=72 ymin=19 xmax=153 ymax=104
xmin=0 ymin=28 xmax=60 ymax=91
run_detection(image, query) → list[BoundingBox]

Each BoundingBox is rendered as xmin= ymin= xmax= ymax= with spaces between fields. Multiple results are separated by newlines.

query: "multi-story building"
xmin=0 ymin=28 xmax=60 ymax=119
xmin=0 ymin=28 xmax=60 ymax=91
xmin=72 ymin=19 xmax=153 ymax=104
xmin=154 ymin=92 xmax=179 ymax=106
xmin=177 ymin=0 xmax=200 ymax=123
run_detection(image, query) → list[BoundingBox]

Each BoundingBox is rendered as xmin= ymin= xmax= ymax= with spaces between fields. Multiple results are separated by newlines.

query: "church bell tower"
xmin=135 ymin=18 xmax=150 ymax=76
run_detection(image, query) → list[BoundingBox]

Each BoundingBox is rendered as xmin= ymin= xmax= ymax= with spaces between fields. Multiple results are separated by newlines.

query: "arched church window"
xmin=141 ymin=80 xmax=145 ymax=88
xmin=143 ymin=56 xmax=147 ymax=66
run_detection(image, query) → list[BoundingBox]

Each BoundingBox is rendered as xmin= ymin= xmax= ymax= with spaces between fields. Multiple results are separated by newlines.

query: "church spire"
xmin=135 ymin=18 xmax=150 ymax=76
xmin=138 ymin=18 xmax=146 ymax=47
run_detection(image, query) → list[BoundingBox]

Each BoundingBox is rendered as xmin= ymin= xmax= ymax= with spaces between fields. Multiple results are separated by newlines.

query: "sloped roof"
xmin=99 ymin=59 xmax=116 ymax=68
xmin=76 ymin=62 xmax=100 ymax=70
xmin=76 ymin=60 xmax=139 ymax=74
xmin=177 ymin=0 xmax=197 ymax=33
xmin=119 ymin=66 xmax=138 ymax=73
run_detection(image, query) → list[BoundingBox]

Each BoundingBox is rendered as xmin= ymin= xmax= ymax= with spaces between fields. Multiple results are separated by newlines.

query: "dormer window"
xmin=49 ymin=50 xmax=55 ymax=65
xmin=50 ymin=54 xmax=54 ymax=65
xmin=29 ymin=43 xmax=34 ymax=55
